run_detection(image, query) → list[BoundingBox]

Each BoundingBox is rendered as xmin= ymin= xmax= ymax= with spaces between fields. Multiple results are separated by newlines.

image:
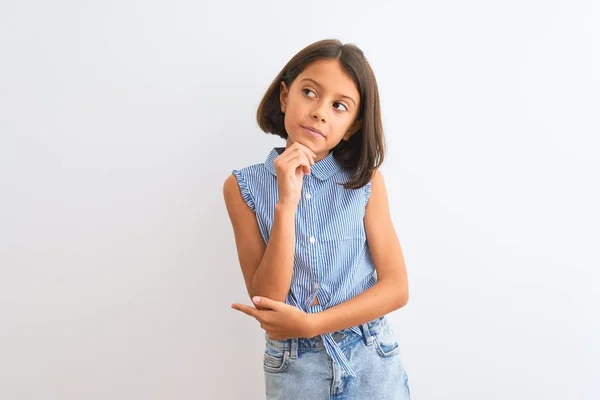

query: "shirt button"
xmin=305 ymin=193 xmax=312 ymax=200
xmin=309 ymin=236 xmax=316 ymax=244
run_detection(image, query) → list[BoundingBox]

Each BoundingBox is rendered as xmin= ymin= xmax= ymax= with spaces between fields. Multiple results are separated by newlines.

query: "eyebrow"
xmin=300 ymin=78 xmax=357 ymax=107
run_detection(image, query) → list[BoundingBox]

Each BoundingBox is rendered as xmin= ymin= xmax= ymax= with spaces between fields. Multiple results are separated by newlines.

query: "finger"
xmin=301 ymin=151 xmax=315 ymax=166
xmin=292 ymin=142 xmax=317 ymax=159
xmin=299 ymin=154 xmax=313 ymax=174
xmin=299 ymin=147 xmax=317 ymax=164
xmin=253 ymin=296 xmax=283 ymax=311
xmin=294 ymin=152 xmax=312 ymax=168
xmin=283 ymin=144 xmax=316 ymax=165
xmin=275 ymin=156 xmax=311 ymax=177
xmin=296 ymin=155 xmax=312 ymax=171
xmin=291 ymin=145 xmax=316 ymax=165
xmin=231 ymin=303 xmax=260 ymax=319
xmin=286 ymin=155 xmax=311 ymax=172
xmin=282 ymin=148 xmax=306 ymax=164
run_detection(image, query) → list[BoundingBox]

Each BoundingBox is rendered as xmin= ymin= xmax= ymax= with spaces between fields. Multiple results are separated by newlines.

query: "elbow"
xmin=396 ymin=290 xmax=409 ymax=309
xmin=392 ymin=280 xmax=409 ymax=310
xmin=249 ymin=277 xmax=289 ymax=306
xmin=381 ymin=275 xmax=409 ymax=310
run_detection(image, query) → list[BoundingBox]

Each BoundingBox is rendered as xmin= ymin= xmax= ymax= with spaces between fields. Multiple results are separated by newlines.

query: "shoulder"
xmin=224 ymin=171 xmax=257 ymax=214
xmin=357 ymin=168 xmax=385 ymax=205
xmin=223 ymin=174 xmax=239 ymax=197
xmin=335 ymin=167 xmax=385 ymax=189
xmin=226 ymin=162 xmax=269 ymax=189
xmin=365 ymin=168 xmax=390 ymax=209
xmin=370 ymin=168 xmax=386 ymax=188
xmin=224 ymin=162 xmax=272 ymax=212
xmin=231 ymin=162 xmax=266 ymax=177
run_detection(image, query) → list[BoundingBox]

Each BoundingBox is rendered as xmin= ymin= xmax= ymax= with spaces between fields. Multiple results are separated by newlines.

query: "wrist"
xmin=305 ymin=312 xmax=323 ymax=338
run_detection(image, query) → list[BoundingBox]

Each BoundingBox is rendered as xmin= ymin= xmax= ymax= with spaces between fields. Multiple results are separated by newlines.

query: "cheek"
xmin=283 ymin=101 xmax=303 ymax=125
xmin=326 ymin=118 xmax=354 ymax=141
xmin=283 ymin=110 xmax=296 ymax=128
xmin=282 ymin=111 xmax=299 ymax=136
xmin=333 ymin=116 xmax=353 ymax=132
xmin=287 ymin=96 xmax=306 ymax=115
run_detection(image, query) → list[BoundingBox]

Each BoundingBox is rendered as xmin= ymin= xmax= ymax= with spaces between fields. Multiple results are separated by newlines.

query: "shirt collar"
xmin=264 ymin=147 xmax=342 ymax=181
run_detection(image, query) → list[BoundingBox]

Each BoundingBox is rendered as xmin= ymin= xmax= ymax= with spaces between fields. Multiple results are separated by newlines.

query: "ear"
xmin=279 ymin=81 xmax=289 ymax=113
xmin=343 ymin=119 xmax=362 ymax=141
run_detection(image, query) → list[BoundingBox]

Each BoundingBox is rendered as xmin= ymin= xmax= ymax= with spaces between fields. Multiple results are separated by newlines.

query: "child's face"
xmin=279 ymin=59 xmax=361 ymax=160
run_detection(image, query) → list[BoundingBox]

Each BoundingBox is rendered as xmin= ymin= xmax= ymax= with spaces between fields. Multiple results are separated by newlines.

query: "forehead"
xmin=295 ymin=59 xmax=359 ymax=100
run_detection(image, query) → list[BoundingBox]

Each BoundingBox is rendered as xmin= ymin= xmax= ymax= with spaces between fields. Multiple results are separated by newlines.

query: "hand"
xmin=231 ymin=296 xmax=316 ymax=340
xmin=274 ymin=143 xmax=316 ymax=207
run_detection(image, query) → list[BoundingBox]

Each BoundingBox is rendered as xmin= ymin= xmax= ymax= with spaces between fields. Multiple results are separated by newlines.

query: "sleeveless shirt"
xmin=232 ymin=147 xmax=377 ymax=377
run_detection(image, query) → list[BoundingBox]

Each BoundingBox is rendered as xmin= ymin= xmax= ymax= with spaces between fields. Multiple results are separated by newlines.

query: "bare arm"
xmin=308 ymin=169 xmax=409 ymax=336
xmin=223 ymin=143 xmax=315 ymax=310
xmin=223 ymin=176 xmax=296 ymax=309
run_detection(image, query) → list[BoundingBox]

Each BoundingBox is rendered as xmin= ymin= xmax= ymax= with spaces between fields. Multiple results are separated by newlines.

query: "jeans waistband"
xmin=265 ymin=315 xmax=387 ymax=359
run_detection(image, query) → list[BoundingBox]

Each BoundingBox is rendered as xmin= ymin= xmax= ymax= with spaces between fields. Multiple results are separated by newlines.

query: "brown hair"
xmin=256 ymin=39 xmax=385 ymax=189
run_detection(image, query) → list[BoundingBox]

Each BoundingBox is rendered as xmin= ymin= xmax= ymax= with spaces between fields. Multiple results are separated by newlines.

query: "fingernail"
xmin=253 ymin=296 xmax=261 ymax=303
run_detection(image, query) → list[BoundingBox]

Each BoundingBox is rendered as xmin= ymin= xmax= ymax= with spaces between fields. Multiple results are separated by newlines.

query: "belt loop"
xmin=361 ymin=322 xmax=374 ymax=345
xmin=289 ymin=338 xmax=298 ymax=359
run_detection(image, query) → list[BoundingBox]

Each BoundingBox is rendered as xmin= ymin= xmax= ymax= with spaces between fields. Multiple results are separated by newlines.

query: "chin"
xmin=287 ymin=136 xmax=314 ymax=150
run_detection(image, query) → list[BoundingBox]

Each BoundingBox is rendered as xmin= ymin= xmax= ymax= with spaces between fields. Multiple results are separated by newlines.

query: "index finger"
xmin=231 ymin=303 xmax=261 ymax=319
xmin=290 ymin=142 xmax=317 ymax=158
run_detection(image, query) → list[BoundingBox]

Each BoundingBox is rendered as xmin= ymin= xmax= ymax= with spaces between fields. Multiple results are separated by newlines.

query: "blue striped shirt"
xmin=232 ymin=147 xmax=377 ymax=377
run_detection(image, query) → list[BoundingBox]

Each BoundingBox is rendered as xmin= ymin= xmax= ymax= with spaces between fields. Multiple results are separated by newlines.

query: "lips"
xmin=302 ymin=126 xmax=324 ymax=137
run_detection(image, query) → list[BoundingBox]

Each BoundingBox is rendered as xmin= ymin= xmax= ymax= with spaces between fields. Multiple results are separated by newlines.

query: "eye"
xmin=333 ymin=102 xmax=348 ymax=112
xmin=302 ymin=88 xmax=316 ymax=98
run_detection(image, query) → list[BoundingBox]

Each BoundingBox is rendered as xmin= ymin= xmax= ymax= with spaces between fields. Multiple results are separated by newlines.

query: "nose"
xmin=311 ymin=102 xmax=327 ymax=122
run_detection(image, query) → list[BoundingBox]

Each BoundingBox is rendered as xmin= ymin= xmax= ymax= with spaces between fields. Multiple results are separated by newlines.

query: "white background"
xmin=1 ymin=0 xmax=598 ymax=399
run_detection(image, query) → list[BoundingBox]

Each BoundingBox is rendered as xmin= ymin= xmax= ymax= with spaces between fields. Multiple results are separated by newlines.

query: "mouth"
xmin=301 ymin=126 xmax=325 ymax=138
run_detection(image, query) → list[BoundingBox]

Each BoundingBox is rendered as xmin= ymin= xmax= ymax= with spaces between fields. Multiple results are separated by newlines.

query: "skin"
xmin=278 ymin=58 xmax=362 ymax=161
xmin=225 ymin=59 xmax=408 ymax=339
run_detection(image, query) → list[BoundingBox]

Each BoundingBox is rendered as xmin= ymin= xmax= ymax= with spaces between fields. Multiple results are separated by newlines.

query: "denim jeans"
xmin=263 ymin=316 xmax=411 ymax=399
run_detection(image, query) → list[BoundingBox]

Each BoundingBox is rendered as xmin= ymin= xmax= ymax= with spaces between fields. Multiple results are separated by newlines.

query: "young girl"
xmin=224 ymin=38 xmax=410 ymax=399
